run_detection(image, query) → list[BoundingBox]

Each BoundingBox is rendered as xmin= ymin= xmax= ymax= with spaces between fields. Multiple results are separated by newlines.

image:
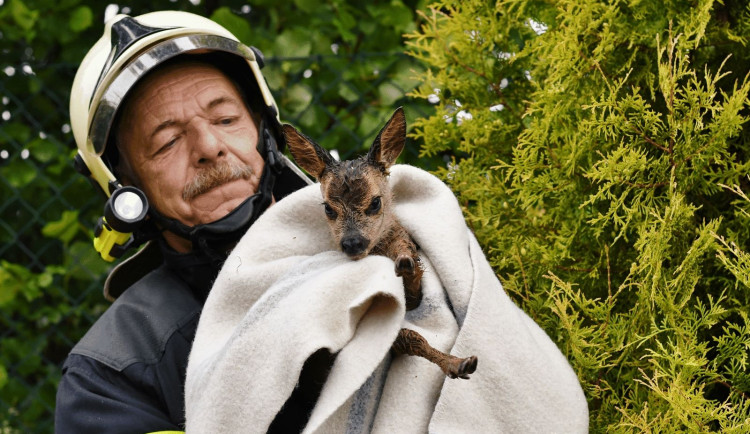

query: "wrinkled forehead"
xmin=126 ymin=61 xmax=240 ymax=113
xmin=323 ymin=160 xmax=385 ymax=207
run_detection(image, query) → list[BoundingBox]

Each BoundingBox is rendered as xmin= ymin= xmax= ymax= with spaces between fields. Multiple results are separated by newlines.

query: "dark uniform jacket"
xmin=55 ymin=242 xmax=333 ymax=433
xmin=55 ymin=253 xmax=207 ymax=433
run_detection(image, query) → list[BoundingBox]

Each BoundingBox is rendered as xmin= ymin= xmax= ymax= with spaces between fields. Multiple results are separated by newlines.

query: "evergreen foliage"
xmin=407 ymin=0 xmax=750 ymax=430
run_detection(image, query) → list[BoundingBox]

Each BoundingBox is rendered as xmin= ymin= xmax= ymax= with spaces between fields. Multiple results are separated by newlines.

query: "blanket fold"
xmin=185 ymin=165 xmax=588 ymax=433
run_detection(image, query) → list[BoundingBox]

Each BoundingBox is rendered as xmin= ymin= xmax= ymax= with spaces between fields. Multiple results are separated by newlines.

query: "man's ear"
xmin=368 ymin=107 xmax=406 ymax=169
xmin=282 ymin=124 xmax=335 ymax=179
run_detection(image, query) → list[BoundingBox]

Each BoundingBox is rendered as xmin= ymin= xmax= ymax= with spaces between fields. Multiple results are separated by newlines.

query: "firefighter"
xmin=55 ymin=11 xmax=317 ymax=433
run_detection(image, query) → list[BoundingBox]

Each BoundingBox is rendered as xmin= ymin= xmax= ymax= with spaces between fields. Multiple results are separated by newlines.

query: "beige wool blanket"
xmin=185 ymin=165 xmax=589 ymax=433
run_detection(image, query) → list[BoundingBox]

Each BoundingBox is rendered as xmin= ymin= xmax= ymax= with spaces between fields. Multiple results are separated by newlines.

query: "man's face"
xmin=118 ymin=62 xmax=265 ymax=242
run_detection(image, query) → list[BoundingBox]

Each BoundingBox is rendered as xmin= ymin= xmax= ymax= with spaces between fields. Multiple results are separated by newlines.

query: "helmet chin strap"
xmin=146 ymin=118 xmax=284 ymax=264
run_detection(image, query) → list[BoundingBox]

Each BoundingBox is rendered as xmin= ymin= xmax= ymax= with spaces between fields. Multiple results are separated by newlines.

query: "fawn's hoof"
xmin=395 ymin=255 xmax=415 ymax=276
xmin=447 ymin=356 xmax=478 ymax=380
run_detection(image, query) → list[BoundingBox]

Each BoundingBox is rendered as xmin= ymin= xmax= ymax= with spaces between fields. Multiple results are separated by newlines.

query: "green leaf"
xmin=336 ymin=7 xmax=356 ymax=30
xmin=28 ymin=75 xmax=42 ymax=94
xmin=262 ymin=64 xmax=285 ymax=92
xmin=0 ymin=274 xmax=19 ymax=307
xmin=294 ymin=0 xmax=323 ymax=13
xmin=37 ymin=271 xmax=53 ymax=288
xmin=0 ymin=260 xmax=34 ymax=306
xmin=1 ymin=160 xmax=36 ymax=188
xmin=390 ymin=59 xmax=422 ymax=91
xmin=297 ymin=105 xmax=329 ymax=133
xmin=0 ymin=122 xmax=32 ymax=144
xmin=68 ymin=6 xmax=92 ymax=33
xmin=42 ymin=210 xmax=80 ymax=244
xmin=47 ymin=148 xmax=77 ymax=176
xmin=359 ymin=20 xmax=377 ymax=35
xmin=0 ymin=364 xmax=7 ymax=390
xmin=381 ymin=1 xmax=413 ymax=32
xmin=210 ymin=7 xmax=253 ymax=45
xmin=378 ymin=82 xmax=403 ymax=106
xmin=27 ymin=137 xmax=59 ymax=164
xmin=333 ymin=9 xmax=357 ymax=43
xmin=8 ymin=0 xmax=38 ymax=31
xmin=68 ymin=241 xmax=110 ymax=281
xmin=274 ymin=29 xmax=312 ymax=57
xmin=338 ymin=83 xmax=361 ymax=103
xmin=284 ymin=83 xmax=314 ymax=114
xmin=357 ymin=110 xmax=387 ymax=140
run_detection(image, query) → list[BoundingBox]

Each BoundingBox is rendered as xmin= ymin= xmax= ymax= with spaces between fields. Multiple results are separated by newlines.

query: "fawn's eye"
xmin=366 ymin=196 xmax=381 ymax=216
xmin=323 ymin=203 xmax=338 ymax=219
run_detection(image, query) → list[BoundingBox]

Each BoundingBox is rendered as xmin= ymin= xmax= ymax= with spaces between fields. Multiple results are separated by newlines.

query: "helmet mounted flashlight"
xmin=94 ymin=186 xmax=149 ymax=261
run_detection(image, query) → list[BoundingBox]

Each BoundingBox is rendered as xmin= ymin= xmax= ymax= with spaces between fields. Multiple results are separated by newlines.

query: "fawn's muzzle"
xmin=341 ymin=235 xmax=369 ymax=257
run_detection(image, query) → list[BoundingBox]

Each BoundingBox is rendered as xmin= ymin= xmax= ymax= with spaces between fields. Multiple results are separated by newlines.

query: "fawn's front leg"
xmin=392 ymin=328 xmax=478 ymax=379
xmin=380 ymin=226 xmax=423 ymax=311
xmin=397 ymin=255 xmax=422 ymax=311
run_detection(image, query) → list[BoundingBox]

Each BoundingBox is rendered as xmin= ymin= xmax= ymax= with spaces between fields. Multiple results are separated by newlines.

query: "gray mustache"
xmin=183 ymin=161 xmax=255 ymax=201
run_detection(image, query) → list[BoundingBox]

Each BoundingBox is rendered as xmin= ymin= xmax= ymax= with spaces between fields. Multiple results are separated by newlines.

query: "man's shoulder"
xmin=71 ymin=264 xmax=202 ymax=371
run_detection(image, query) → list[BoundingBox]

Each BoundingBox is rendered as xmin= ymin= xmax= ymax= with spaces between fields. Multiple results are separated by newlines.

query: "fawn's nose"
xmin=341 ymin=235 xmax=369 ymax=257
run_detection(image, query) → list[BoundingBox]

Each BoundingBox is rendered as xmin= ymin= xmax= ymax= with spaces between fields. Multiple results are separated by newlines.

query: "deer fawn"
xmin=282 ymin=107 xmax=478 ymax=379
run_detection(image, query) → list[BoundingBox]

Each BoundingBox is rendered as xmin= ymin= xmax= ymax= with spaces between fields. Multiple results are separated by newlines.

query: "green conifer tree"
xmin=407 ymin=1 xmax=750 ymax=431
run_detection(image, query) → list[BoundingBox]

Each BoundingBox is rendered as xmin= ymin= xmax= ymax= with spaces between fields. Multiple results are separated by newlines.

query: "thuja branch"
xmin=628 ymin=123 xmax=670 ymax=154
xmin=418 ymin=8 xmax=521 ymax=118
xmin=514 ymin=245 xmax=530 ymax=296
xmin=623 ymin=180 xmax=669 ymax=188
xmin=712 ymin=379 xmax=750 ymax=401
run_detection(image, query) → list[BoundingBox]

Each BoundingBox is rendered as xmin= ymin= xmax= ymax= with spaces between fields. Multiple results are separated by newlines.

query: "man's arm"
xmin=55 ymin=354 xmax=181 ymax=434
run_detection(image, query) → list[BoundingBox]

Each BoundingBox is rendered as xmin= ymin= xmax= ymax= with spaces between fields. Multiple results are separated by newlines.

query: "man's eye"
xmin=366 ymin=197 xmax=381 ymax=215
xmin=156 ymin=137 xmax=178 ymax=155
xmin=323 ymin=203 xmax=337 ymax=219
xmin=218 ymin=117 xmax=235 ymax=125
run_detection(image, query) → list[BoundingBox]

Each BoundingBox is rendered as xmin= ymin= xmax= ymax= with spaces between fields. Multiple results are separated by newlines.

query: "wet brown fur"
xmin=283 ymin=107 xmax=478 ymax=379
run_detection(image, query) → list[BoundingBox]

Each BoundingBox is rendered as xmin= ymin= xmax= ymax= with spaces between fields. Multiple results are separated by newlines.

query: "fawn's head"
xmin=283 ymin=108 xmax=406 ymax=259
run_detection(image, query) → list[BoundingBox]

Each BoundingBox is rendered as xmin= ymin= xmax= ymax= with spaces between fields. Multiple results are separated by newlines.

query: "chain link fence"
xmin=0 ymin=51 xmax=432 ymax=432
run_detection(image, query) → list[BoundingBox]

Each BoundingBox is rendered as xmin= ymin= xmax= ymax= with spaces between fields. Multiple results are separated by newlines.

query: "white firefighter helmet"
xmin=70 ymin=10 xmax=278 ymax=197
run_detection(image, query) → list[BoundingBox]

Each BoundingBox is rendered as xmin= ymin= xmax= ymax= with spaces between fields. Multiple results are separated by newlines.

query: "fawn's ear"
xmin=368 ymin=107 xmax=406 ymax=169
xmin=282 ymin=124 xmax=335 ymax=179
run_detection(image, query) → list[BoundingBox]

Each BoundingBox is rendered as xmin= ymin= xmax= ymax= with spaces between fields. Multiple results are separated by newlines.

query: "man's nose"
xmin=192 ymin=124 xmax=226 ymax=164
